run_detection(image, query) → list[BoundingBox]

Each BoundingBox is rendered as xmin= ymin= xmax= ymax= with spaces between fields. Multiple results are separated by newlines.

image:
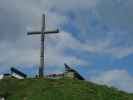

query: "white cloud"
xmin=90 ymin=69 xmax=133 ymax=93
xmin=0 ymin=31 xmax=89 ymax=68
xmin=0 ymin=0 xmax=91 ymax=68
xmin=0 ymin=29 xmax=132 ymax=69
xmin=0 ymin=0 xmax=133 ymax=66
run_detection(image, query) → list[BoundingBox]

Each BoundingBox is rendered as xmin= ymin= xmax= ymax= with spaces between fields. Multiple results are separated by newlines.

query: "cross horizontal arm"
xmin=27 ymin=29 xmax=59 ymax=35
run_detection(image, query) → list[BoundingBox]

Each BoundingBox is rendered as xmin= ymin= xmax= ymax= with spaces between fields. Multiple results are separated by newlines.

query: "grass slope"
xmin=0 ymin=78 xmax=133 ymax=100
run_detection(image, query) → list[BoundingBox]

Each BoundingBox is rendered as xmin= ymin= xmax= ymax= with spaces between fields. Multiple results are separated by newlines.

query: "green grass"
xmin=0 ymin=78 xmax=133 ymax=100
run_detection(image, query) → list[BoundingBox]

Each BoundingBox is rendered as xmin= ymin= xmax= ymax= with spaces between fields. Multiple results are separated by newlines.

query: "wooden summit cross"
xmin=27 ymin=14 xmax=59 ymax=77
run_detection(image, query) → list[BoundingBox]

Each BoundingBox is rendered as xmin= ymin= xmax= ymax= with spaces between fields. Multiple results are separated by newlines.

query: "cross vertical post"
xmin=27 ymin=14 xmax=59 ymax=78
xmin=39 ymin=14 xmax=45 ymax=77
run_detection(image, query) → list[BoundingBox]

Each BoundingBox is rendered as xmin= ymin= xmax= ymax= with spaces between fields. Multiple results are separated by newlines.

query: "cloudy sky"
xmin=0 ymin=0 xmax=133 ymax=93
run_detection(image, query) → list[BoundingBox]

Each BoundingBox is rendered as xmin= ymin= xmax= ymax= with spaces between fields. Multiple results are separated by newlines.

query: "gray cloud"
xmin=0 ymin=0 xmax=133 ymax=68
xmin=97 ymin=0 xmax=133 ymax=32
xmin=0 ymin=0 xmax=97 ymax=67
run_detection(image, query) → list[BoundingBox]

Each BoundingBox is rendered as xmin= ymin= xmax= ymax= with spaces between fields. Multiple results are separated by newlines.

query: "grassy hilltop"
xmin=0 ymin=78 xmax=133 ymax=100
